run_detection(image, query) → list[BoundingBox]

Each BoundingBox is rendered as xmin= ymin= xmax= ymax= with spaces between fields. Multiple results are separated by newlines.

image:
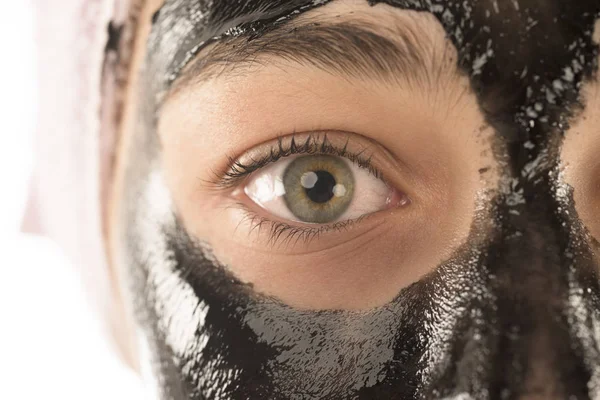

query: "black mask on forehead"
xmin=118 ymin=0 xmax=600 ymax=399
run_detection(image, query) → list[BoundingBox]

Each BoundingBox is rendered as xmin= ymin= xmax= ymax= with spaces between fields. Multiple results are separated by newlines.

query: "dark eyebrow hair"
xmin=168 ymin=17 xmax=455 ymax=96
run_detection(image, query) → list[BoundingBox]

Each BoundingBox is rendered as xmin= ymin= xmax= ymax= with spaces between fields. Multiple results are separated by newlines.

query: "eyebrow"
xmin=169 ymin=17 xmax=453 ymax=96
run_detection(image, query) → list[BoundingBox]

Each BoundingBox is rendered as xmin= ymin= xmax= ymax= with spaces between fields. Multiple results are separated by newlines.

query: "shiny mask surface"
xmin=117 ymin=0 xmax=600 ymax=398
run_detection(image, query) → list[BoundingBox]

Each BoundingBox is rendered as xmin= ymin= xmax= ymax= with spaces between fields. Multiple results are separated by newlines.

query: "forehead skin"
xmin=109 ymin=0 xmax=600 ymax=398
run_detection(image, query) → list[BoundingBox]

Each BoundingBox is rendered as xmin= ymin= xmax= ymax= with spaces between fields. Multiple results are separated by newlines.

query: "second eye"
xmin=243 ymin=154 xmax=405 ymax=224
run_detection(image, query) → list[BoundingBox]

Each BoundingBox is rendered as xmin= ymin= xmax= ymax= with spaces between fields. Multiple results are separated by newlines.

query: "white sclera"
xmin=244 ymin=155 xmax=392 ymax=224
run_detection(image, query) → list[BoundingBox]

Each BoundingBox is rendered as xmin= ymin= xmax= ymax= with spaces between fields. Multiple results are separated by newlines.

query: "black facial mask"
xmin=116 ymin=0 xmax=600 ymax=398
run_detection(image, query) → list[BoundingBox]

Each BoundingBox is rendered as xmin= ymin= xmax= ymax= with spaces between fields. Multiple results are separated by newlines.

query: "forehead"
xmin=148 ymin=0 xmax=599 ymax=151
xmin=149 ymin=0 xmax=599 ymax=97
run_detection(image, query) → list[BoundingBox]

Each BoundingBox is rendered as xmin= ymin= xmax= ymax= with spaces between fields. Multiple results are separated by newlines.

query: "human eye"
xmin=218 ymin=133 xmax=409 ymax=245
xmin=155 ymin=15 xmax=496 ymax=309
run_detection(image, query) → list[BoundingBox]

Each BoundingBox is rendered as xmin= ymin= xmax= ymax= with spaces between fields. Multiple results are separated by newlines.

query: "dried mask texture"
xmin=116 ymin=0 xmax=600 ymax=399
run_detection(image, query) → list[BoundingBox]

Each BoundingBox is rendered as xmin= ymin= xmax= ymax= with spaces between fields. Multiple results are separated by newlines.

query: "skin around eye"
xmin=156 ymin=3 xmax=497 ymax=310
xmin=242 ymin=153 xmax=407 ymax=225
xmin=561 ymin=78 xmax=600 ymax=246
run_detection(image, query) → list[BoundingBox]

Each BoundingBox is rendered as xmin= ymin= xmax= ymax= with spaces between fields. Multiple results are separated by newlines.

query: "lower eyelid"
xmin=229 ymin=200 xmax=394 ymax=254
xmin=214 ymin=132 xmax=416 ymax=240
xmin=234 ymin=202 xmax=362 ymax=248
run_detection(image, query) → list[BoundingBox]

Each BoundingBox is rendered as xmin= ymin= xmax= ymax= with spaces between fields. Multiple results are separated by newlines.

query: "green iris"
xmin=282 ymin=155 xmax=355 ymax=223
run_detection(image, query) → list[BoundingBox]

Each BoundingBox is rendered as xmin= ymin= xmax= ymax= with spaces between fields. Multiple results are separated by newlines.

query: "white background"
xmin=0 ymin=2 xmax=144 ymax=399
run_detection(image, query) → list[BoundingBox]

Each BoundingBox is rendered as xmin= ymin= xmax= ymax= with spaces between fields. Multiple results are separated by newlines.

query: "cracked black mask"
xmin=115 ymin=0 xmax=600 ymax=398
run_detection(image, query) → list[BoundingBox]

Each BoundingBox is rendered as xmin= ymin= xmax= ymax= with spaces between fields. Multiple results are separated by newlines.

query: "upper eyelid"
xmin=209 ymin=132 xmax=383 ymax=189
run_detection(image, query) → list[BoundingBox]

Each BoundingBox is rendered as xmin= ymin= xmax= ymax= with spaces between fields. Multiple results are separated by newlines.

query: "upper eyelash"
xmin=212 ymin=132 xmax=383 ymax=188
xmin=207 ymin=132 xmax=386 ymax=248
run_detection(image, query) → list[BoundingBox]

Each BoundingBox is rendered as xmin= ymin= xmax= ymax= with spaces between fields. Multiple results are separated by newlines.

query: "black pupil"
xmin=303 ymin=170 xmax=337 ymax=203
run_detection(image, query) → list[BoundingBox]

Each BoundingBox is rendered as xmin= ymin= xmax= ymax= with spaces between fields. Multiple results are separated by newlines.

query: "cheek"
xmin=561 ymin=82 xmax=600 ymax=242
xmin=189 ymin=205 xmax=439 ymax=310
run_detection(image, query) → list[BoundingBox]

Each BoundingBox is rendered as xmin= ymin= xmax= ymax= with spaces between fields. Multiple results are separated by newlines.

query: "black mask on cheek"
xmin=117 ymin=0 xmax=600 ymax=398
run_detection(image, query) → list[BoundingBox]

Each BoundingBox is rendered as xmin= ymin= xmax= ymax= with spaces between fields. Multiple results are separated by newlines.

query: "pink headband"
xmin=24 ymin=0 xmax=134 ymax=355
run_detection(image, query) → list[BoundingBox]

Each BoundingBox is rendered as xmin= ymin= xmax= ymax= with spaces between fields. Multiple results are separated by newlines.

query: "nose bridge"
xmin=486 ymin=199 xmax=589 ymax=399
xmin=423 ymin=187 xmax=597 ymax=399
xmin=415 ymin=0 xmax=600 ymax=396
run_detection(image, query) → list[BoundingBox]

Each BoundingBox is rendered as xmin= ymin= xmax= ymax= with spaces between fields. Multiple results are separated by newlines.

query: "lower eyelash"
xmin=235 ymin=203 xmax=364 ymax=248
xmin=211 ymin=132 xmax=385 ymax=247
